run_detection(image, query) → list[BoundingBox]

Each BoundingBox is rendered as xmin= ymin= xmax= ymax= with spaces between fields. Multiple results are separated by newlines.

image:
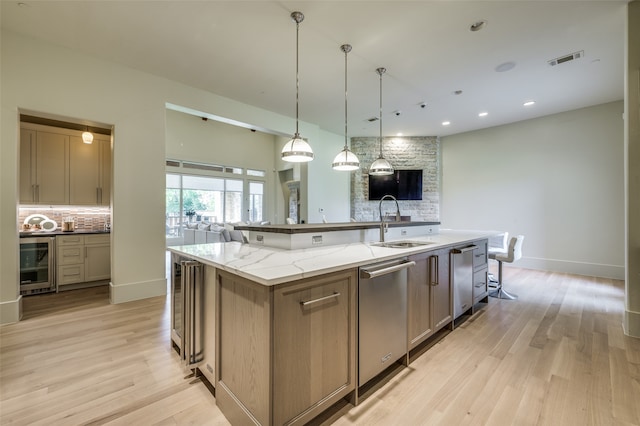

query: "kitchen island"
xmin=168 ymin=228 xmax=494 ymax=426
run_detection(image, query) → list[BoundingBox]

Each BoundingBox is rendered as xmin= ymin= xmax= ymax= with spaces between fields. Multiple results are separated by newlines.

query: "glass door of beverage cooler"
xmin=20 ymin=236 xmax=55 ymax=295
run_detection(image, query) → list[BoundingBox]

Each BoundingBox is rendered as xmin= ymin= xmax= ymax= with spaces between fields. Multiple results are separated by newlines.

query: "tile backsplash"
xmin=18 ymin=206 xmax=111 ymax=231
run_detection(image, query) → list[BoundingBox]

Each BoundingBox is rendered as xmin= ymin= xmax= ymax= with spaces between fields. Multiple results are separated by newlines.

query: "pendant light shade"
xmin=282 ymin=11 xmax=314 ymax=163
xmin=369 ymin=67 xmax=393 ymax=176
xmin=82 ymin=127 xmax=93 ymax=144
xmin=332 ymin=44 xmax=360 ymax=171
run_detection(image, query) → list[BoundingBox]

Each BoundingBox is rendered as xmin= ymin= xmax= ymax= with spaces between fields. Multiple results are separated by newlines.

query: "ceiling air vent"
xmin=548 ymin=50 xmax=584 ymax=66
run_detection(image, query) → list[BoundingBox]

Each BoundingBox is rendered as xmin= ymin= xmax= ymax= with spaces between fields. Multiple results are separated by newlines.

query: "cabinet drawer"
xmin=58 ymin=246 xmax=84 ymax=265
xmin=473 ymin=268 xmax=488 ymax=303
xmin=57 ymin=235 xmax=84 ymax=246
xmin=58 ymin=264 xmax=85 ymax=286
xmin=85 ymin=234 xmax=110 ymax=245
xmin=473 ymin=242 xmax=488 ymax=269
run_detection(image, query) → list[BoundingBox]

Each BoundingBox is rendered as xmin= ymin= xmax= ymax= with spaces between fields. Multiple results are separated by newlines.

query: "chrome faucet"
xmin=379 ymin=194 xmax=401 ymax=242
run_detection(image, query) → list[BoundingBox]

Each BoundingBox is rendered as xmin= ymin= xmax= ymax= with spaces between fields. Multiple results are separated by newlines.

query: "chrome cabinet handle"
xmin=361 ymin=260 xmax=416 ymax=279
xmin=301 ymin=292 xmax=340 ymax=306
xmin=451 ymin=245 xmax=478 ymax=254
xmin=430 ymin=255 xmax=439 ymax=286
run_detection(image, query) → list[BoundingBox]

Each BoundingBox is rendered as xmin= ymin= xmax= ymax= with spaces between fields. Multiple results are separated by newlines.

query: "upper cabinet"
xmin=20 ymin=128 xmax=69 ymax=204
xmin=69 ymin=135 xmax=111 ymax=206
xmin=20 ymin=123 xmax=111 ymax=206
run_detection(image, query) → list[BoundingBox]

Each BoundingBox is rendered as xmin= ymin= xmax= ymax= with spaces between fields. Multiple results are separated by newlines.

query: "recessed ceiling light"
xmin=478 ymin=112 xmax=488 ymax=117
xmin=442 ymin=121 xmax=451 ymax=126
xmin=523 ymin=101 xmax=536 ymax=107
xmin=495 ymin=61 xmax=516 ymax=73
xmin=396 ymin=133 xmax=403 ymax=136
xmin=469 ymin=20 xmax=487 ymax=32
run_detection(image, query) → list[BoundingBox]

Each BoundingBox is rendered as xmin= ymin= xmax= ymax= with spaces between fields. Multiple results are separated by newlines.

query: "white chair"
xmin=488 ymin=232 xmax=508 ymax=284
xmin=489 ymin=235 xmax=524 ymax=300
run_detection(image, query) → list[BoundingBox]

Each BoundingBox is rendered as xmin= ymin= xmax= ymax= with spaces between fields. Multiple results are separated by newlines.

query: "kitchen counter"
xmin=170 ymin=229 xmax=496 ymax=426
xmin=234 ymin=220 xmax=440 ymax=234
xmin=19 ymin=229 xmax=110 ymax=238
xmin=168 ymin=229 xmax=496 ymax=286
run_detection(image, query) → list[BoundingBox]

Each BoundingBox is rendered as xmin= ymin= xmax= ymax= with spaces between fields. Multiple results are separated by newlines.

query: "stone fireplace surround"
xmin=350 ymin=136 xmax=440 ymax=222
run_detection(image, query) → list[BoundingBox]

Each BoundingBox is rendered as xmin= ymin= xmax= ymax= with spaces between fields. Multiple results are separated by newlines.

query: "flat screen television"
xmin=368 ymin=169 xmax=423 ymax=200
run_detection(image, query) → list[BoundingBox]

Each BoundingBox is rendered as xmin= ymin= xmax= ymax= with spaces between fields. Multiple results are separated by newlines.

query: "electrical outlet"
xmin=256 ymin=234 xmax=264 ymax=244
xmin=318 ymin=208 xmax=324 ymax=213
xmin=312 ymin=235 xmax=323 ymax=245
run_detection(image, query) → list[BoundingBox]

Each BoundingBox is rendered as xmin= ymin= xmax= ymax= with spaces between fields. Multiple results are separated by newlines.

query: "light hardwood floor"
xmin=1 ymin=268 xmax=638 ymax=425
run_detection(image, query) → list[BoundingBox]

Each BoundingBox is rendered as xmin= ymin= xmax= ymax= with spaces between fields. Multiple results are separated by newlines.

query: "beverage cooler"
xmin=20 ymin=236 xmax=56 ymax=295
xmin=170 ymin=252 xmax=204 ymax=369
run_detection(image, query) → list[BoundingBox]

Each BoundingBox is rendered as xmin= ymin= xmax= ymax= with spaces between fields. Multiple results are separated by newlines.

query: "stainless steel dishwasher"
xmin=451 ymin=245 xmax=477 ymax=319
xmin=359 ymin=258 xmax=415 ymax=386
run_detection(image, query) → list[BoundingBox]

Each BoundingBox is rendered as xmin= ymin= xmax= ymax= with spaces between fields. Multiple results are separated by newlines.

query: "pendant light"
xmin=281 ymin=11 xmax=314 ymax=163
xmin=369 ymin=67 xmax=393 ymax=175
xmin=332 ymin=44 xmax=360 ymax=171
xmin=82 ymin=125 xmax=93 ymax=144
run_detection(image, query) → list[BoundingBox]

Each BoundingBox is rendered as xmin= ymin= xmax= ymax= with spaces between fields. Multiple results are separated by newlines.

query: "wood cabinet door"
xmin=273 ymin=269 xmax=357 ymax=426
xmin=69 ymin=135 xmax=100 ymax=205
xmin=35 ymin=131 xmax=68 ymax=204
xmin=408 ymin=253 xmax=433 ymax=349
xmin=19 ymin=129 xmax=36 ymax=203
xmin=85 ymin=244 xmax=110 ymax=281
xmin=99 ymin=138 xmax=112 ymax=206
xmin=432 ymin=248 xmax=452 ymax=332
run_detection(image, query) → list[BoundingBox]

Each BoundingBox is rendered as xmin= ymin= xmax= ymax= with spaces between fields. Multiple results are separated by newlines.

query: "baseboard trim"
xmin=515 ymin=257 xmax=624 ymax=280
xmin=109 ymin=278 xmax=167 ymax=304
xmin=0 ymin=295 xmax=23 ymax=325
xmin=624 ymin=309 xmax=640 ymax=338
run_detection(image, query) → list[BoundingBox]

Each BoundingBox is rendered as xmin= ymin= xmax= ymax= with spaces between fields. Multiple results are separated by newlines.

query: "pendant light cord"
xmin=377 ymin=67 xmax=386 ymax=158
xmin=344 ymin=45 xmax=349 ymax=150
xmin=295 ymin=18 xmax=300 ymax=136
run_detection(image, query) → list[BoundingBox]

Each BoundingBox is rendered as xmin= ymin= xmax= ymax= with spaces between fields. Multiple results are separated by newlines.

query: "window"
xmin=166 ymin=174 xmax=182 ymax=238
xmin=249 ymin=181 xmax=264 ymax=222
xmin=165 ymin=161 xmax=266 ymax=241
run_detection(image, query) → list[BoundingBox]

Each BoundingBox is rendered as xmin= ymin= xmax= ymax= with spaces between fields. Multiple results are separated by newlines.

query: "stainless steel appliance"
xmin=451 ymin=245 xmax=477 ymax=319
xmin=358 ymin=258 xmax=415 ymax=386
xmin=170 ymin=252 xmax=204 ymax=368
xmin=20 ymin=236 xmax=55 ymax=295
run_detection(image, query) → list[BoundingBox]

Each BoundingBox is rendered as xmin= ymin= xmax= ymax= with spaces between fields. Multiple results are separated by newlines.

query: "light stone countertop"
xmin=168 ymin=229 xmax=497 ymax=286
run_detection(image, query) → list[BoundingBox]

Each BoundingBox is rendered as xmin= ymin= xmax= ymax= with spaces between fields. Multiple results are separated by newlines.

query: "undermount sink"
xmin=372 ymin=240 xmax=435 ymax=249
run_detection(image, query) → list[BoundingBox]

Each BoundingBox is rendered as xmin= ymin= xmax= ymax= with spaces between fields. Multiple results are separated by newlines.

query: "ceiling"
xmin=1 ymin=1 xmax=628 ymax=138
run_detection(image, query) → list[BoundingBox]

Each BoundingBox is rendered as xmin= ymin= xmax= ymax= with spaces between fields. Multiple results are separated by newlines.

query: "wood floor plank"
xmin=2 ymin=267 xmax=638 ymax=426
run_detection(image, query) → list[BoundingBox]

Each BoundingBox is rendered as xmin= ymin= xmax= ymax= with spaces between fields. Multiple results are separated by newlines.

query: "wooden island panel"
xmin=216 ymin=270 xmax=272 ymax=425
xmin=273 ymin=269 xmax=357 ymax=425
xmin=216 ymin=268 xmax=357 ymax=426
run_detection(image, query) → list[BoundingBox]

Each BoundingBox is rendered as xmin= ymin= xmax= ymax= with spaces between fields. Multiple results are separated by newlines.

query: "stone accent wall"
xmin=350 ymin=136 xmax=440 ymax=222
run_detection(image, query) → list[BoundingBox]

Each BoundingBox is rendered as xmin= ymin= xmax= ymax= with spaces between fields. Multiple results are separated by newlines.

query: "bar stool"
xmin=489 ymin=235 xmax=524 ymax=300
xmin=488 ymin=232 xmax=508 ymax=284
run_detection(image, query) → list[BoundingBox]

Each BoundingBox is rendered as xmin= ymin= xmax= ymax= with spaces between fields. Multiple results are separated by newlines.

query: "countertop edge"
xmin=234 ymin=221 xmax=441 ymax=234
xmin=168 ymin=230 xmax=496 ymax=287
xmin=19 ymin=229 xmax=110 ymax=237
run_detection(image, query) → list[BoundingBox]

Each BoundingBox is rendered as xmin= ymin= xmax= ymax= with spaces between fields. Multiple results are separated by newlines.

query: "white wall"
xmin=624 ymin=0 xmax=639 ymax=336
xmin=0 ymin=30 xmax=349 ymax=323
xmin=165 ymin=109 xmax=278 ymax=223
xmin=442 ymin=101 xmax=625 ymax=279
xmin=308 ymin=129 xmax=353 ymax=224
